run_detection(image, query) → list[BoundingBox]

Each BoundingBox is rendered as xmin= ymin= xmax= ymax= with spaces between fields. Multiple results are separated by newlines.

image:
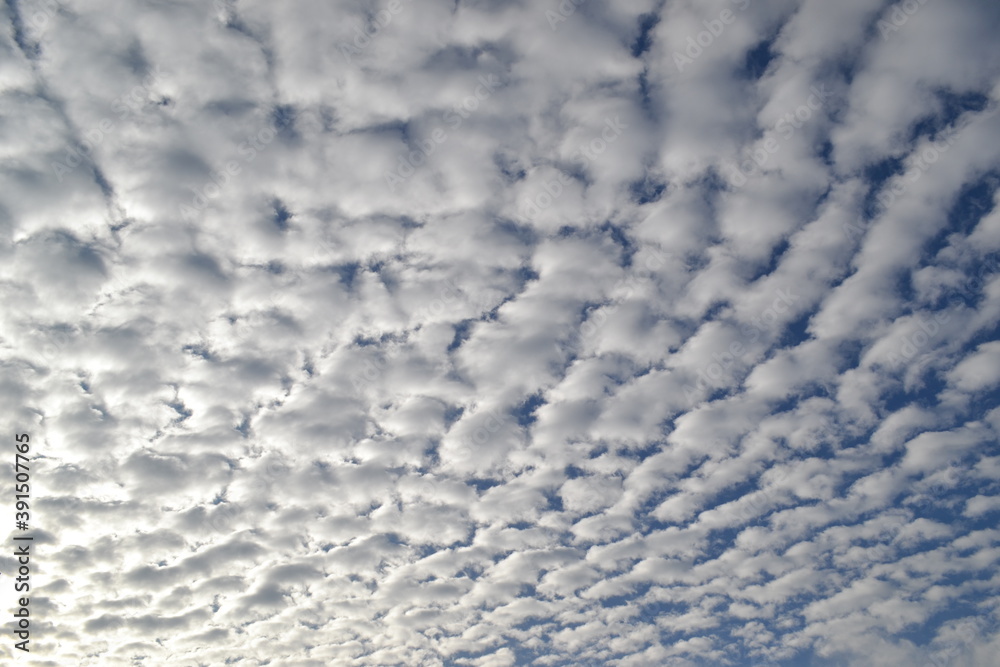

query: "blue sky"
xmin=2 ymin=0 xmax=1000 ymax=665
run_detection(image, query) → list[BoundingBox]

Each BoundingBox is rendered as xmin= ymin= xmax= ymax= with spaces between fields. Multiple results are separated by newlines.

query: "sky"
xmin=2 ymin=0 xmax=1000 ymax=665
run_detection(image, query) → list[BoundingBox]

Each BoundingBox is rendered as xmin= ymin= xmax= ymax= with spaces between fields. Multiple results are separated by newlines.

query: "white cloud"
xmin=2 ymin=0 xmax=1000 ymax=664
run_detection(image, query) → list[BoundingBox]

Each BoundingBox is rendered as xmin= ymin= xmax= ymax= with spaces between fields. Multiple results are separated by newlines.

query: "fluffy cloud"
xmin=2 ymin=0 xmax=999 ymax=665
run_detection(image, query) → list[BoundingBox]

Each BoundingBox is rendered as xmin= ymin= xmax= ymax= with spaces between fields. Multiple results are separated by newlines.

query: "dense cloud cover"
xmin=2 ymin=0 xmax=1000 ymax=664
